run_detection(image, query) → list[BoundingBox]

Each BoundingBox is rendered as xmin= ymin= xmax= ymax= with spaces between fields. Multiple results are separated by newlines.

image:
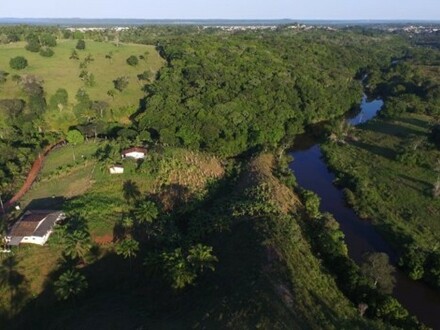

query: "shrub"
xmin=113 ymin=76 xmax=129 ymax=92
xmin=25 ymin=39 xmax=40 ymax=52
xmin=40 ymin=33 xmax=57 ymax=47
xmin=76 ymin=39 xmax=86 ymax=50
xmin=126 ymin=55 xmax=139 ymax=66
xmin=39 ymin=47 xmax=54 ymax=57
xmin=9 ymin=56 xmax=28 ymax=70
xmin=0 ymin=70 xmax=8 ymax=83
xmin=301 ymin=190 xmax=321 ymax=219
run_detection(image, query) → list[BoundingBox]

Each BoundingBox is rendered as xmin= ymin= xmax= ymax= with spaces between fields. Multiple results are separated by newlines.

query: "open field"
xmin=0 ymin=39 xmax=165 ymax=128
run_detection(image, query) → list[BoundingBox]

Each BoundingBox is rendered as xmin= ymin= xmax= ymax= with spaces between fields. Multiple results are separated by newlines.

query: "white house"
xmin=121 ymin=147 xmax=148 ymax=160
xmin=109 ymin=165 xmax=124 ymax=174
xmin=6 ymin=210 xmax=65 ymax=246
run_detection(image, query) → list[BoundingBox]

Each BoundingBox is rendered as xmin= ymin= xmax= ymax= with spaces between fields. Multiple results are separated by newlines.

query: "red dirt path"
xmin=93 ymin=234 xmax=113 ymax=245
xmin=4 ymin=141 xmax=64 ymax=211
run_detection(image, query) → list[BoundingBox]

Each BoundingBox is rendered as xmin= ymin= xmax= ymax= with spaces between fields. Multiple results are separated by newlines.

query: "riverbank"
xmin=290 ymin=100 xmax=440 ymax=328
xmin=322 ymin=112 xmax=440 ymax=279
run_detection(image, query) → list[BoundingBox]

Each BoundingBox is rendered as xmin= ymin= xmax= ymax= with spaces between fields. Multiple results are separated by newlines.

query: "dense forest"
xmin=134 ymin=30 xmax=407 ymax=156
xmin=0 ymin=24 xmax=439 ymax=329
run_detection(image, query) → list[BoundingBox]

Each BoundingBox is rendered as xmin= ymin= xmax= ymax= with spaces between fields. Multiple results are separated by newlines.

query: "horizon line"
xmin=1 ymin=17 xmax=440 ymax=22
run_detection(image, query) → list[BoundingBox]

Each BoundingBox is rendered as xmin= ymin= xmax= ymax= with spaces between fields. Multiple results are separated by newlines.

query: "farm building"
xmin=6 ymin=210 xmax=65 ymax=246
xmin=121 ymin=147 xmax=148 ymax=159
xmin=109 ymin=165 xmax=124 ymax=174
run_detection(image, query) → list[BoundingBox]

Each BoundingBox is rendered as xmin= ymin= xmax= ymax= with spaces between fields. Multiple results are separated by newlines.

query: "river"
xmin=289 ymin=96 xmax=440 ymax=329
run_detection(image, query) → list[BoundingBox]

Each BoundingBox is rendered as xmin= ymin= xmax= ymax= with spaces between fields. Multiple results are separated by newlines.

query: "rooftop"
xmin=121 ymin=147 xmax=148 ymax=155
xmin=9 ymin=210 xmax=64 ymax=238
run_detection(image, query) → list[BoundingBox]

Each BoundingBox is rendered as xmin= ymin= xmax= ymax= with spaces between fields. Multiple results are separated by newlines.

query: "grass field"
xmin=322 ymin=113 xmax=440 ymax=249
xmin=0 ymin=39 xmax=165 ymax=129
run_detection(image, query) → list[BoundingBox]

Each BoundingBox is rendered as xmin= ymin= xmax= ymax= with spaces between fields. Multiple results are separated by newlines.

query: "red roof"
xmin=121 ymin=147 xmax=148 ymax=155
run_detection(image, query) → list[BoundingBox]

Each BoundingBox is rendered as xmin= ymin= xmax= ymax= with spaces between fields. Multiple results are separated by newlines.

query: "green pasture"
xmin=0 ymin=39 xmax=164 ymax=127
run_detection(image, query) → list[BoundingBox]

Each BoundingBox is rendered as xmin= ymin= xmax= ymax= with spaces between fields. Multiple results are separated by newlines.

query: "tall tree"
xmin=66 ymin=129 xmax=84 ymax=162
xmin=361 ymin=252 xmax=396 ymax=294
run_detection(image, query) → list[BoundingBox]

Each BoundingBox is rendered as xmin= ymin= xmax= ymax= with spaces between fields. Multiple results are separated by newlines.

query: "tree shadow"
xmin=128 ymin=96 xmax=147 ymax=121
xmin=398 ymin=174 xmax=432 ymax=196
xmin=122 ymin=180 xmax=141 ymax=204
xmin=360 ymin=120 xmax=426 ymax=138
xmin=350 ymin=140 xmax=395 ymax=160
xmin=150 ymin=183 xmax=193 ymax=213
xmin=0 ymin=255 xmax=30 ymax=326
xmin=6 ymin=251 xmax=143 ymax=330
xmin=112 ymin=217 xmax=126 ymax=242
xmin=394 ymin=116 xmax=431 ymax=130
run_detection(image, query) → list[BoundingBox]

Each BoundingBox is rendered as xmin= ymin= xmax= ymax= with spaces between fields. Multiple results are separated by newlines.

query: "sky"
xmin=0 ymin=0 xmax=439 ymax=20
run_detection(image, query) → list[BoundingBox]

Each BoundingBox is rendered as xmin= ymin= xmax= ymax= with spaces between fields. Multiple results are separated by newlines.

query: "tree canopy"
xmin=9 ymin=56 xmax=28 ymax=70
xmin=76 ymin=39 xmax=86 ymax=50
xmin=135 ymin=32 xmax=403 ymax=156
xmin=126 ymin=55 xmax=139 ymax=66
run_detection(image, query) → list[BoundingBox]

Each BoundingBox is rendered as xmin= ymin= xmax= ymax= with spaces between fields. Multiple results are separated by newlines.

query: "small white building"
xmin=6 ymin=210 xmax=65 ymax=246
xmin=109 ymin=165 xmax=124 ymax=174
xmin=121 ymin=147 xmax=148 ymax=160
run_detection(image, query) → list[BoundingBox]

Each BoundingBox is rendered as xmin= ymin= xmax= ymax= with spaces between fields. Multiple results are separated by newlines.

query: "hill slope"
xmin=8 ymin=154 xmax=387 ymax=329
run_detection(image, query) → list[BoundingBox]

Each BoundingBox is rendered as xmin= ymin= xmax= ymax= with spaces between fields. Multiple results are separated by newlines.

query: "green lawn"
xmin=40 ymin=141 xmax=99 ymax=176
xmin=0 ymin=39 xmax=165 ymax=129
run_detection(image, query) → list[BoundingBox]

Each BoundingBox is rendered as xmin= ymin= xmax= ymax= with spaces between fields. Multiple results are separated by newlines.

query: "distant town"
xmin=51 ymin=22 xmax=440 ymax=34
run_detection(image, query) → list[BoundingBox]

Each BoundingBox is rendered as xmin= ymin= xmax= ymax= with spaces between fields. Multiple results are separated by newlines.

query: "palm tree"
xmin=133 ymin=200 xmax=159 ymax=224
xmin=158 ymin=245 xmax=218 ymax=289
xmin=54 ymin=269 xmax=88 ymax=301
xmin=63 ymin=230 xmax=93 ymax=264
xmin=187 ymin=244 xmax=218 ymax=272
xmin=161 ymin=248 xmax=196 ymax=289
xmin=115 ymin=238 xmax=139 ymax=270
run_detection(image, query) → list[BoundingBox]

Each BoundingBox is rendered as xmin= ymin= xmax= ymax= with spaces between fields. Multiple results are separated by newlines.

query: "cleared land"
xmin=18 ymin=143 xmax=224 ymax=237
xmin=0 ymin=40 xmax=164 ymax=129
